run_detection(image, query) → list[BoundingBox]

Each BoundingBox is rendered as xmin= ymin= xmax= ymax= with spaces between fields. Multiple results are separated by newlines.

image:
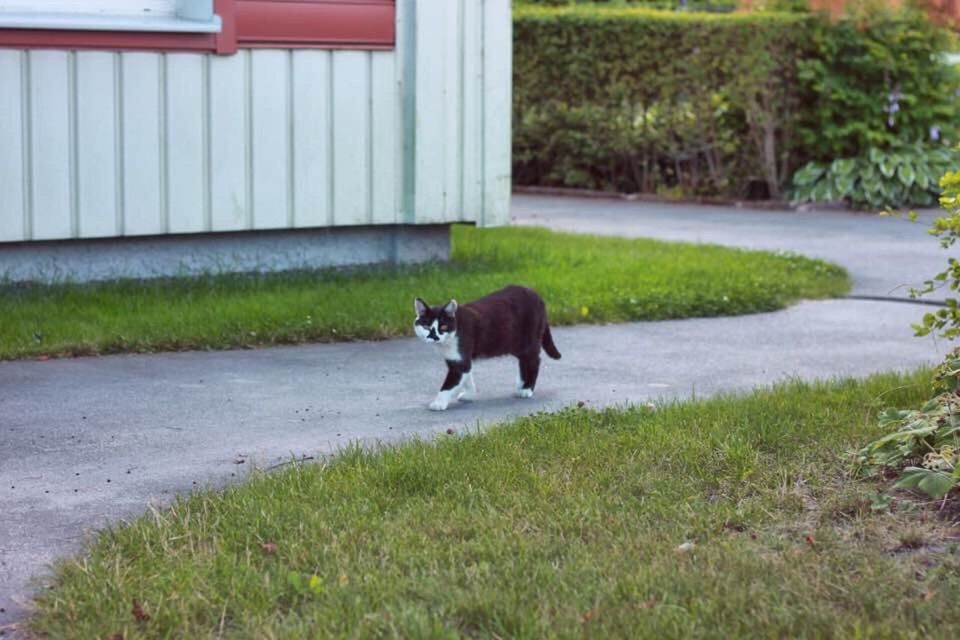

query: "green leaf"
xmin=832 ymin=172 xmax=856 ymax=196
xmin=287 ymin=571 xmax=303 ymax=591
xmin=897 ymin=162 xmax=916 ymax=188
xmin=919 ymin=471 xmax=956 ymax=499
xmin=896 ymin=468 xmax=957 ymax=499
xmin=830 ymin=158 xmax=856 ymax=176
xmin=811 ymin=179 xmax=834 ymax=202
xmin=878 ymin=157 xmax=898 ymax=179
xmin=792 ymin=163 xmax=826 ymax=187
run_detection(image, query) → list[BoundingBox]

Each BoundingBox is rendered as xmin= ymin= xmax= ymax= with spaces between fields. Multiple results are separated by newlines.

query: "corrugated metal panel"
xmin=0 ymin=0 xmax=511 ymax=243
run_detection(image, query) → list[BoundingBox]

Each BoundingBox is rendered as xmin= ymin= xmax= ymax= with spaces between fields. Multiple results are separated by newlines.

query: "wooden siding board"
xmin=249 ymin=49 xmax=290 ymax=230
xmin=120 ymin=52 xmax=164 ymax=236
xmin=29 ymin=49 xmax=72 ymax=240
xmin=331 ymin=50 xmax=371 ymax=226
xmin=208 ymin=50 xmax=247 ymax=231
xmin=165 ymin=53 xmax=206 ymax=233
xmin=291 ymin=49 xmax=331 ymax=228
xmin=75 ymin=50 xmax=119 ymax=238
xmin=370 ymin=50 xmax=397 ymax=225
xmin=0 ymin=50 xmax=25 ymax=242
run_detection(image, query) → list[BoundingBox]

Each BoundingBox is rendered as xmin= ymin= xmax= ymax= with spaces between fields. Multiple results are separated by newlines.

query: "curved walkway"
xmin=0 ymin=196 xmax=946 ymax=631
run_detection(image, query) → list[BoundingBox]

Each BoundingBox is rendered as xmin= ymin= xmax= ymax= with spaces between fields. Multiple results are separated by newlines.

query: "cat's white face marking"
xmin=414 ymin=319 xmax=434 ymax=343
xmin=413 ymin=314 xmax=461 ymax=362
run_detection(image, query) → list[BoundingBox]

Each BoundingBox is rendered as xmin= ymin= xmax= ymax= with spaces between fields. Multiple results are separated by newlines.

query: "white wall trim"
xmin=0 ymin=12 xmax=221 ymax=33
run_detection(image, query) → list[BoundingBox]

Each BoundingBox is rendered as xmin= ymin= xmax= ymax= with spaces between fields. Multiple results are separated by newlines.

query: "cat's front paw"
xmin=429 ymin=399 xmax=449 ymax=411
xmin=515 ymin=388 xmax=534 ymax=399
xmin=458 ymin=390 xmax=478 ymax=402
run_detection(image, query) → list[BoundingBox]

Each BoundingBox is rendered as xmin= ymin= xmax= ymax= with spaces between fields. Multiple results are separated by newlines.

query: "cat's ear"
xmin=414 ymin=297 xmax=429 ymax=317
xmin=443 ymin=299 xmax=458 ymax=316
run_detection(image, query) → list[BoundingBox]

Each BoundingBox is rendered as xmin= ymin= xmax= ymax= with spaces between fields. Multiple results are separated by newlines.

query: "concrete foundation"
xmin=0 ymin=224 xmax=451 ymax=284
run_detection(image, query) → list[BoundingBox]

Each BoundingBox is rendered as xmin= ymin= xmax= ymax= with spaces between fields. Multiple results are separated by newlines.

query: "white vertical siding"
xmin=460 ymin=0 xmax=484 ymax=223
xmin=121 ymin=53 xmax=163 ymax=236
xmin=29 ymin=50 xmax=72 ymax=240
xmin=292 ymin=49 xmax=331 ymax=228
xmin=165 ymin=54 xmax=206 ymax=234
xmin=208 ymin=52 xmax=247 ymax=232
xmin=480 ymin=0 xmax=513 ymax=228
xmin=332 ymin=51 xmax=372 ymax=226
xmin=0 ymin=50 xmax=26 ymax=242
xmin=249 ymin=50 xmax=291 ymax=230
xmin=0 ymin=0 xmax=512 ymax=243
xmin=370 ymin=51 xmax=397 ymax=225
xmin=408 ymin=0 xmax=510 ymax=227
xmin=75 ymin=51 xmax=118 ymax=238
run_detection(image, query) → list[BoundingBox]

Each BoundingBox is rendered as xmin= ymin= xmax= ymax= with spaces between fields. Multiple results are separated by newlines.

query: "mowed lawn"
xmin=0 ymin=225 xmax=848 ymax=360
xmin=29 ymin=371 xmax=960 ymax=639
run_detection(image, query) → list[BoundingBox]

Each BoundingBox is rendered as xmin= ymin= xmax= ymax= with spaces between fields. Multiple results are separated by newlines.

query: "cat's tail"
xmin=542 ymin=324 xmax=562 ymax=360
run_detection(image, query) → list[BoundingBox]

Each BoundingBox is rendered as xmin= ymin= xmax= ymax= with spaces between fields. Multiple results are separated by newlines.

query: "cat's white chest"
xmin=434 ymin=333 xmax=461 ymax=362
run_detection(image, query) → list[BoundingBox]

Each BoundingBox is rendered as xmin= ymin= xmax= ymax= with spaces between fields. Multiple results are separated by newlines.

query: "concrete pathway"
xmin=0 ymin=196 xmax=949 ymax=631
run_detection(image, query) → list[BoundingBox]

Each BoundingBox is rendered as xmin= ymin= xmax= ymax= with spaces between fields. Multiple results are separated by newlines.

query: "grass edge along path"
xmin=29 ymin=370 xmax=960 ymax=639
xmin=0 ymin=225 xmax=848 ymax=360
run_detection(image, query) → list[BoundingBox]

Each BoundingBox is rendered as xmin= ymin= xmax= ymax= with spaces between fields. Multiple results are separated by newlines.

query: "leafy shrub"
xmin=790 ymin=143 xmax=959 ymax=210
xmin=513 ymin=7 xmax=813 ymax=198
xmin=514 ymin=3 xmax=960 ymax=202
xmin=912 ymin=165 xmax=960 ymax=337
xmin=796 ymin=4 xmax=959 ymax=163
xmin=857 ymin=153 xmax=960 ymax=501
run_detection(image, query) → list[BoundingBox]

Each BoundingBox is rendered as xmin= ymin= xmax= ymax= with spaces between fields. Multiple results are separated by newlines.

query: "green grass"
xmin=29 ymin=371 xmax=960 ymax=639
xmin=0 ymin=225 xmax=848 ymax=360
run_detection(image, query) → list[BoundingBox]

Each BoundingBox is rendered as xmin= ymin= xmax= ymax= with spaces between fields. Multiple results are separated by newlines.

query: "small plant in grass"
xmin=857 ymin=155 xmax=960 ymax=500
xmin=855 ymin=352 xmax=960 ymax=499
xmin=790 ymin=144 xmax=958 ymax=210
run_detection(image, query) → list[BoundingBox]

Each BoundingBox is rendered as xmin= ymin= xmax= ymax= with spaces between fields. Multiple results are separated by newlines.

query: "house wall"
xmin=0 ymin=0 xmax=511 ymax=253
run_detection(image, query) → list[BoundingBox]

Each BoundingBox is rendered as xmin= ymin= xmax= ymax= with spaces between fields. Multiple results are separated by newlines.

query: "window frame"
xmin=0 ymin=0 xmax=395 ymax=54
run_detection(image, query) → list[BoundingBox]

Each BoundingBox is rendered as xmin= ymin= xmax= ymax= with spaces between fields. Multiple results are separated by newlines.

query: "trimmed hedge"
xmin=513 ymin=7 xmax=815 ymax=198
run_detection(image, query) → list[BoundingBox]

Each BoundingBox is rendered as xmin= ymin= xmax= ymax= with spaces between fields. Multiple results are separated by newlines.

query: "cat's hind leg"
xmin=515 ymin=352 xmax=540 ymax=398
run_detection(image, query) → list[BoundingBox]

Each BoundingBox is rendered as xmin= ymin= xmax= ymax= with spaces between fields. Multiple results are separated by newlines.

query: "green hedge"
xmin=513 ymin=7 xmax=814 ymax=198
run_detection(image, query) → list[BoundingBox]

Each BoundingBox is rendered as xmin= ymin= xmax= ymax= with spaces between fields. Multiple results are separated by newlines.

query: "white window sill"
xmin=0 ymin=12 xmax=221 ymax=34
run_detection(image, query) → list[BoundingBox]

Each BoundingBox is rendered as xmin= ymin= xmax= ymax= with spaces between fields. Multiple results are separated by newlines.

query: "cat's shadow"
xmin=425 ymin=390 xmax=556 ymax=414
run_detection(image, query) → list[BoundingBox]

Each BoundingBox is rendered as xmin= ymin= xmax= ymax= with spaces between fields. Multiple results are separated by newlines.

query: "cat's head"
xmin=413 ymin=298 xmax=458 ymax=345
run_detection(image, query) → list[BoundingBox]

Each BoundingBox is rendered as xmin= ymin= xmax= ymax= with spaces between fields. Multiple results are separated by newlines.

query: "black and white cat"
xmin=413 ymin=285 xmax=561 ymax=411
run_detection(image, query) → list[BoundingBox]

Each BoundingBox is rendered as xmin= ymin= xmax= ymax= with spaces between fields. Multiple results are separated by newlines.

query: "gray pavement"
xmin=0 ymin=196 xmax=950 ymax=632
